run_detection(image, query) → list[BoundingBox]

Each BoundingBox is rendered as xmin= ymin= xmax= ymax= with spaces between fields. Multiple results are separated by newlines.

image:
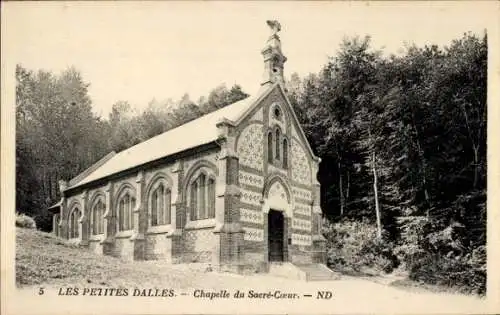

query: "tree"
xmin=199 ymin=84 xmax=249 ymax=114
xmin=16 ymin=65 xmax=108 ymax=230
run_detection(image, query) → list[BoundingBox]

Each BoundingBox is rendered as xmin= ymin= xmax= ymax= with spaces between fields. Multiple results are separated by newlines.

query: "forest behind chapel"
xmin=16 ymin=33 xmax=487 ymax=294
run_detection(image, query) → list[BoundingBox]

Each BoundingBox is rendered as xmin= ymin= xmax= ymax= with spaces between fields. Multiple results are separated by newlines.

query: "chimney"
xmin=261 ymin=20 xmax=287 ymax=87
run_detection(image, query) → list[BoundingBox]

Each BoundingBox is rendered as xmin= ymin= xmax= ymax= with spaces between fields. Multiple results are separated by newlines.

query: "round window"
xmin=274 ymin=107 xmax=281 ymax=119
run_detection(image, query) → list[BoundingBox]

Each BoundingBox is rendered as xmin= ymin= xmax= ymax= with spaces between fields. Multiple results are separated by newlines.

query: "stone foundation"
xmin=145 ymin=233 xmax=172 ymax=261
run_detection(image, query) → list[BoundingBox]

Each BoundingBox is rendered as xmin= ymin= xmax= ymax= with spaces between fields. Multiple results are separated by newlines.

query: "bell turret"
xmin=261 ymin=20 xmax=287 ymax=87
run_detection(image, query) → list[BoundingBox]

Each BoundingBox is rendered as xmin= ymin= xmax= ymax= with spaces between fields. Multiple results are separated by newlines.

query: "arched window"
xmin=69 ymin=207 xmax=81 ymax=239
xmin=150 ymin=183 xmax=171 ymax=226
xmin=117 ymin=192 xmax=135 ymax=231
xmin=275 ymin=128 xmax=281 ymax=160
xmin=92 ymin=198 xmax=105 ymax=235
xmin=190 ymin=181 xmax=198 ymax=221
xmin=198 ymin=174 xmax=206 ymax=219
xmin=207 ymin=178 xmax=216 ymax=218
xmin=283 ymin=138 xmax=288 ymax=168
xmin=268 ymin=132 xmax=273 ymax=163
xmin=189 ymin=172 xmax=216 ymax=221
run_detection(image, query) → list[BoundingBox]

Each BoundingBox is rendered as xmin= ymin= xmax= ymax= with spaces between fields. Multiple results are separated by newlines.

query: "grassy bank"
xmin=15 ymin=228 xmax=206 ymax=288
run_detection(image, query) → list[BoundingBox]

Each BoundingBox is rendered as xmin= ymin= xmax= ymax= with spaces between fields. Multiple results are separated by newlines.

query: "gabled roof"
xmin=67 ymin=84 xmax=276 ymax=190
xmin=236 ymin=83 xmax=319 ymax=163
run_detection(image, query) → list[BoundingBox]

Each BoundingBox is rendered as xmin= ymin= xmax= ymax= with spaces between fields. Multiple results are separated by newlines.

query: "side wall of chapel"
xmin=60 ymin=147 xmax=221 ymax=263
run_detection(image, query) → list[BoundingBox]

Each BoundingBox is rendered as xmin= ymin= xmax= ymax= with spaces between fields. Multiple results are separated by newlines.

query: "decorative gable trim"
xmin=275 ymin=83 xmax=319 ymax=163
xmin=234 ymin=84 xmax=277 ymax=126
xmin=234 ymin=82 xmax=319 ymax=163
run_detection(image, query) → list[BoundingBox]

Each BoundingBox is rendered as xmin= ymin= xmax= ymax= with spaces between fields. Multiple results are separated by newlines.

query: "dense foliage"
xmin=16 ymin=32 xmax=486 ymax=294
xmin=322 ymin=219 xmax=398 ymax=274
xmin=289 ymin=33 xmax=487 ymax=294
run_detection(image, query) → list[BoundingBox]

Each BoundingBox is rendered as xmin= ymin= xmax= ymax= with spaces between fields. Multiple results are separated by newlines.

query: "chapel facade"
xmin=49 ymin=21 xmax=326 ymax=272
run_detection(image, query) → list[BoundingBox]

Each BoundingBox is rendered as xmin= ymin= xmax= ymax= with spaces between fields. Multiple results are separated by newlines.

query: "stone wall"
xmin=235 ymin=86 xmax=317 ymax=269
xmin=182 ymin=228 xmax=215 ymax=263
xmin=55 ymin=84 xmax=324 ymax=270
xmin=59 ymin=147 xmax=221 ymax=263
xmin=145 ymin=233 xmax=172 ymax=261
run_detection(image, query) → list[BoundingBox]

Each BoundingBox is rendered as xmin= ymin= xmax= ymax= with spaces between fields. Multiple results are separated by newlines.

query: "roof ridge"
xmin=115 ymin=94 xmax=253 ymax=156
xmin=65 ymin=89 xmax=264 ymax=190
xmin=68 ymin=151 xmax=117 ymax=187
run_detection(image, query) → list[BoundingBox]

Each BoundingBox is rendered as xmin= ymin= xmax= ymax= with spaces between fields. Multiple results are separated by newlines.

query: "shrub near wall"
xmin=322 ymin=219 xmax=398 ymax=274
xmin=16 ymin=213 xmax=37 ymax=229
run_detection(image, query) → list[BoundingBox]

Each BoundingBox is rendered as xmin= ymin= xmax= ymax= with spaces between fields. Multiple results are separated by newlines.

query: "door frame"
xmin=268 ymin=209 xmax=285 ymax=262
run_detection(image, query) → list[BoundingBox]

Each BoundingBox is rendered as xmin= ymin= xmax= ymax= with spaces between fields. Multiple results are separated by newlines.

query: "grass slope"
xmin=15 ymin=228 xmax=206 ymax=288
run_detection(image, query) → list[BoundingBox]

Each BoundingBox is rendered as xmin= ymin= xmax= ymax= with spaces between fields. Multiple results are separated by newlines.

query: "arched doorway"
xmin=262 ymin=175 xmax=292 ymax=263
xmin=268 ymin=209 xmax=285 ymax=262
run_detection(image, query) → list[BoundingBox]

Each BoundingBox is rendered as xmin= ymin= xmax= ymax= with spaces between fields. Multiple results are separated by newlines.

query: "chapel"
xmin=49 ymin=21 xmax=327 ymax=274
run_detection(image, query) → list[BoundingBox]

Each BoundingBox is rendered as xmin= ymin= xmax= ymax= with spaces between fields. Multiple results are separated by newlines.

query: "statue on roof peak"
xmin=266 ymin=20 xmax=281 ymax=36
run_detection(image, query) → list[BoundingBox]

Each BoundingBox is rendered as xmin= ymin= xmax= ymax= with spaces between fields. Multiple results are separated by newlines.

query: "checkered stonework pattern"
xmin=237 ymin=123 xmax=264 ymax=171
xmin=240 ymin=208 xmax=263 ymax=224
xmin=291 ymin=139 xmax=311 ymax=185
xmin=294 ymin=204 xmax=311 ymax=216
xmin=239 ymin=171 xmax=264 ymax=187
xmin=292 ymin=233 xmax=312 ymax=246
xmin=183 ymin=229 xmax=215 ymax=252
xmin=240 ymin=189 xmax=262 ymax=206
xmin=292 ymin=218 xmax=312 ymax=231
xmin=292 ymin=187 xmax=312 ymax=203
xmin=243 ymin=227 xmax=264 ymax=242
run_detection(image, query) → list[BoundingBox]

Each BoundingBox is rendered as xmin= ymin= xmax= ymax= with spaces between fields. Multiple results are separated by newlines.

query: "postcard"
xmin=2 ymin=1 xmax=499 ymax=314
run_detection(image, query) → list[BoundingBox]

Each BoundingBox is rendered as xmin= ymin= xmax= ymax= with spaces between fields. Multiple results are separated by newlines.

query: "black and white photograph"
xmin=1 ymin=1 xmax=499 ymax=314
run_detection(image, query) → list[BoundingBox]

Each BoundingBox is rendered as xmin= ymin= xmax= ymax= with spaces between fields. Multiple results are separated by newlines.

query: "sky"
xmin=4 ymin=1 xmax=493 ymax=117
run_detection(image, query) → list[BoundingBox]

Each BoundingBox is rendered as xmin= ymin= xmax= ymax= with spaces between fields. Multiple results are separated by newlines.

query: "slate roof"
xmin=66 ymin=85 xmax=273 ymax=190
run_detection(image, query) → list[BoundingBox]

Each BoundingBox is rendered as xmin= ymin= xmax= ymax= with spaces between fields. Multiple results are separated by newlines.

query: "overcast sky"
xmin=4 ymin=2 xmax=493 ymax=117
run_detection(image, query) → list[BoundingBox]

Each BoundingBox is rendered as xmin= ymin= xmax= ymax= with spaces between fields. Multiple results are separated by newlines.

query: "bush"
xmin=407 ymin=249 xmax=486 ymax=295
xmin=322 ymin=219 xmax=398 ymax=274
xmin=16 ymin=213 xmax=37 ymax=229
xmin=396 ymin=217 xmax=486 ymax=295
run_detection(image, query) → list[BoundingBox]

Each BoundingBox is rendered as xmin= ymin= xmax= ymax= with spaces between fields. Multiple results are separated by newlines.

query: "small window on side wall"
xmin=189 ymin=173 xmax=216 ymax=221
xmin=69 ymin=208 xmax=81 ymax=239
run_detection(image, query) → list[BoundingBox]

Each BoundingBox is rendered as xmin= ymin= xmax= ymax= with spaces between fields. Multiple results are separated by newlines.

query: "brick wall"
xmin=145 ymin=233 xmax=172 ymax=261
xmin=114 ymin=236 xmax=135 ymax=261
xmin=181 ymin=228 xmax=215 ymax=263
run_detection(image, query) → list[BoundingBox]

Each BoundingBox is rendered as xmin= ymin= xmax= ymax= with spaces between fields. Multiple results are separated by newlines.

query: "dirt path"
xmin=12 ymin=262 xmax=492 ymax=314
xmin=191 ymin=272 xmax=490 ymax=313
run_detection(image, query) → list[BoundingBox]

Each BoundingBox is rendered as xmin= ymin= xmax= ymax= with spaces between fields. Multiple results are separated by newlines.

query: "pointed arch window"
xmin=190 ymin=181 xmax=198 ymax=221
xmin=69 ymin=207 xmax=81 ymax=239
xmin=189 ymin=172 xmax=216 ymax=221
xmin=117 ymin=192 xmax=135 ymax=231
xmin=283 ymin=138 xmax=288 ymax=168
xmin=198 ymin=174 xmax=206 ymax=219
xmin=207 ymin=178 xmax=216 ymax=218
xmin=275 ymin=128 xmax=281 ymax=160
xmin=268 ymin=132 xmax=273 ymax=163
xmin=150 ymin=182 xmax=171 ymax=226
xmin=91 ymin=198 xmax=105 ymax=235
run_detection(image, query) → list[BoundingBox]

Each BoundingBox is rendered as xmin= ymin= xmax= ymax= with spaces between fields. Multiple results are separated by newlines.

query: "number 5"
xmin=38 ymin=287 xmax=44 ymax=295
